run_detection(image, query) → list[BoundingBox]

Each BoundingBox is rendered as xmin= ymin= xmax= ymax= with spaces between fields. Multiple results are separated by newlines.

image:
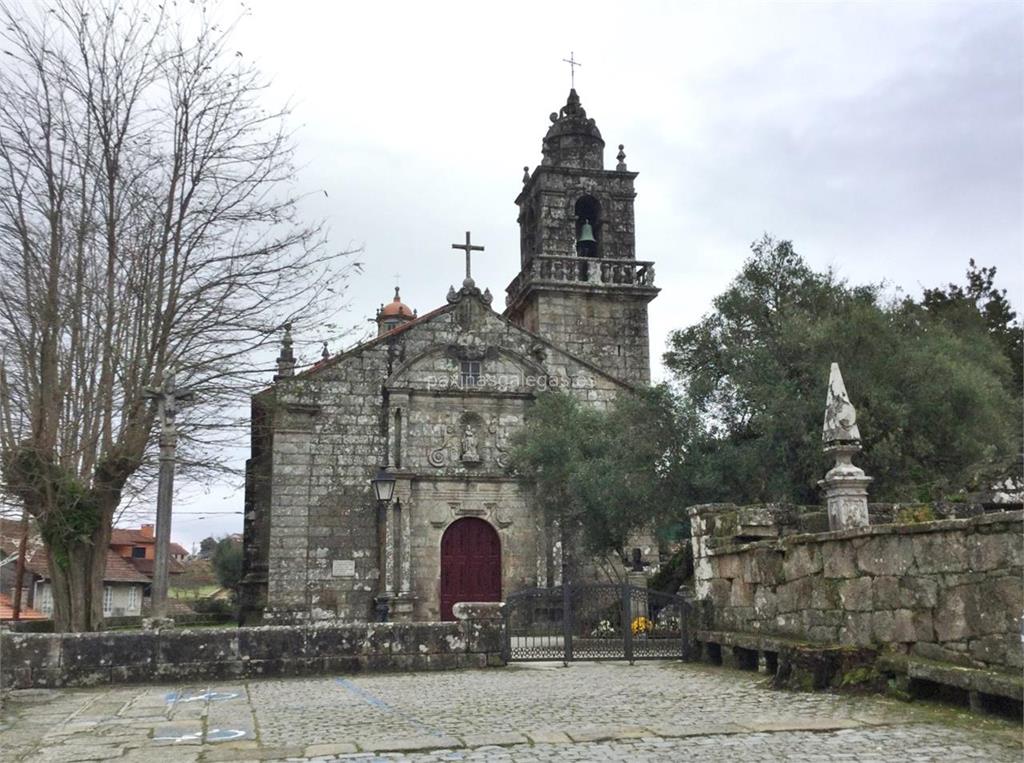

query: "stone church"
xmin=240 ymin=89 xmax=659 ymax=624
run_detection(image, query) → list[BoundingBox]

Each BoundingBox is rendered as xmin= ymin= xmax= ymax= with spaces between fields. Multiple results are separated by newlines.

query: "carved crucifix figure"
xmin=451 ymin=231 xmax=484 ymax=287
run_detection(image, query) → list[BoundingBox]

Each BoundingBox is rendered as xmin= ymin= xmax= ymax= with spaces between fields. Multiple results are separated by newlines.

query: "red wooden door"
xmin=440 ymin=518 xmax=501 ymax=621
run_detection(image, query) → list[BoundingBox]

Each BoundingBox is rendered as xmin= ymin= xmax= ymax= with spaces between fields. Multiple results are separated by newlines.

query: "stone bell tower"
xmin=504 ymin=89 xmax=658 ymax=385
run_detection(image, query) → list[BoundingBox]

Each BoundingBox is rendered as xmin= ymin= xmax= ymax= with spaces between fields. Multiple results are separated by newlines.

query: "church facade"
xmin=240 ymin=89 xmax=659 ymax=624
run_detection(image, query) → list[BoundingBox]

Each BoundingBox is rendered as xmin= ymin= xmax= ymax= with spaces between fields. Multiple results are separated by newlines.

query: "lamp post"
xmin=371 ymin=466 xmax=396 ymax=622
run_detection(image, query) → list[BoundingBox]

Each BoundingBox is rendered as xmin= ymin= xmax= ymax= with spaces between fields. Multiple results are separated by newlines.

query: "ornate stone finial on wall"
xmin=819 ymin=363 xmax=871 ymax=531
xmin=274 ymin=323 xmax=296 ymax=380
xmin=616 ymin=144 xmax=627 ymax=171
xmin=522 ymin=165 xmax=530 ymax=184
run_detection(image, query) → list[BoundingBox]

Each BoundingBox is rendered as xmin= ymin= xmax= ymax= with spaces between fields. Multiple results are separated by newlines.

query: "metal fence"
xmin=502 ymin=583 xmax=693 ymax=664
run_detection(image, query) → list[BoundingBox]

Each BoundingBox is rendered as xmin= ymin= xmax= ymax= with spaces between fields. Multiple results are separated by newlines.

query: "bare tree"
xmin=0 ymin=0 xmax=360 ymax=631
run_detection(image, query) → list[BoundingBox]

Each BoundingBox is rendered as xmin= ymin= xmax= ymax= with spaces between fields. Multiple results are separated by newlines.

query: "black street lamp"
xmin=370 ymin=466 xmax=396 ymax=504
xmin=371 ymin=465 xmax=396 ymax=623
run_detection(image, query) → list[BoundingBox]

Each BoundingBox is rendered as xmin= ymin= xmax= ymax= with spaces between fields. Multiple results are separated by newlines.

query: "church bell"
xmin=576 ymin=219 xmax=597 ymax=257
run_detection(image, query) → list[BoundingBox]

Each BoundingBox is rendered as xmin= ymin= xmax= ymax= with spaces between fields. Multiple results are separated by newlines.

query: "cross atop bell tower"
xmin=562 ymin=51 xmax=582 ymax=88
xmin=504 ymin=89 xmax=658 ymax=386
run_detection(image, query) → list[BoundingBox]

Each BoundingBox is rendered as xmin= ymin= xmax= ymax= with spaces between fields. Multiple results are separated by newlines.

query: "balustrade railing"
xmin=506 ymin=255 xmax=656 ymax=305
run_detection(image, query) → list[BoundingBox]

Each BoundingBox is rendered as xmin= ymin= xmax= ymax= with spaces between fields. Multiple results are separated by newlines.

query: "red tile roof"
xmin=22 ymin=547 xmax=151 ymax=584
xmin=0 ymin=592 xmax=47 ymax=621
xmin=110 ymin=527 xmax=188 ymax=557
xmin=110 ymin=528 xmax=153 ymax=545
xmin=0 ymin=517 xmax=38 ymax=556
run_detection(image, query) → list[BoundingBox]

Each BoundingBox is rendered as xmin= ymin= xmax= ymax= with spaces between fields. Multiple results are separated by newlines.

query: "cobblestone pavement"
xmin=1 ymin=661 xmax=1020 ymax=762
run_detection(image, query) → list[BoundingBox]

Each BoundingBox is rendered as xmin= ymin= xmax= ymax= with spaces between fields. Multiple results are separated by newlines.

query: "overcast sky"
xmin=148 ymin=0 xmax=1023 ymax=548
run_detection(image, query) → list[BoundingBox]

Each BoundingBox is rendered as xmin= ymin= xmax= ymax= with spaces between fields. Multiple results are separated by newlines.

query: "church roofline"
xmin=296 ymin=302 xmax=457 ymax=379
xmin=490 ymin=309 xmax=639 ymax=391
xmin=255 ymin=283 xmax=638 ymax=396
xmin=252 ymin=302 xmax=457 ymax=398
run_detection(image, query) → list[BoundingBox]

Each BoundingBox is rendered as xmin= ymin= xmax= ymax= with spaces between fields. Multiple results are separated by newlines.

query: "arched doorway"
xmin=440 ymin=518 xmax=501 ymax=621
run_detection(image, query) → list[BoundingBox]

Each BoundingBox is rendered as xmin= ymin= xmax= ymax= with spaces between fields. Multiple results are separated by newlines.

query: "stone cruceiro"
xmin=819 ymin=362 xmax=871 ymax=531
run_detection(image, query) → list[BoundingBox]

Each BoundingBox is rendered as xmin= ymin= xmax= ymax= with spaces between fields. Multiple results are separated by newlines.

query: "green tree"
xmin=212 ymin=537 xmax=244 ymax=593
xmin=922 ymin=259 xmax=1023 ymax=393
xmin=509 ymin=387 xmax=687 ymax=577
xmin=664 ymin=236 xmax=1019 ymax=504
xmin=198 ymin=537 xmax=219 ymax=561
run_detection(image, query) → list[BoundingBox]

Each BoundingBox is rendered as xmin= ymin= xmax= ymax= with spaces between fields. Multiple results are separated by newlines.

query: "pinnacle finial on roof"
xmin=275 ymin=323 xmax=296 ymax=380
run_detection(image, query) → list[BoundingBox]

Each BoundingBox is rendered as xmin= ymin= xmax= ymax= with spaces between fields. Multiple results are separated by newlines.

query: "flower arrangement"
xmin=590 ymin=619 xmax=616 ymax=638
xmin=631 ymin=616 xmax=653 ymax=636
xmin=655 ymin=614 xmax=680 ymax=631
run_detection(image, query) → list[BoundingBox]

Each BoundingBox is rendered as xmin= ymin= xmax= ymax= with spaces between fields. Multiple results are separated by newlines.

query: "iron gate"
xmin=502 ymin=583 xmax=693 ymax=663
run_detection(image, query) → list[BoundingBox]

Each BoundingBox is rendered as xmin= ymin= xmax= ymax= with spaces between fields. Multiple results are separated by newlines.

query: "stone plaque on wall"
xmin=332 ymin=559 xmax=356 ymax=578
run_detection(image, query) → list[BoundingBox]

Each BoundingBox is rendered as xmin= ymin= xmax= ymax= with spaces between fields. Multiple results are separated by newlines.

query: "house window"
xmin=38 ymin=585 xmax=53 ymax=616
xmin=127 ymin=586 xmax=138 ymax=612
xmin=102 ymin=586 xmax=113 ymax=615
xmin=132 ymin=547 xmax=146 ymax=558
xmin=460 ymin=360 xmax=481 ymax=387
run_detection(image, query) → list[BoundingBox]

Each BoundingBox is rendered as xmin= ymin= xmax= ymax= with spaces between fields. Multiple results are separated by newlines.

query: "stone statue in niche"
xmin=461 ymin=424 xmax=481 ymax=463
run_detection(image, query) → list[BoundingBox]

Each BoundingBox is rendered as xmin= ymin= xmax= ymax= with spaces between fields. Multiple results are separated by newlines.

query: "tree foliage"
xmin=211 ymin=536 xmax=243 ymax=593
xmin=0 ymin=0 xmax=359 ymax=631
xmin=198 ymin=536 xmax=219 ymax=560
xmin=922 ymin=259 xmax=1023 ymax=392
xmin=509 ymin=387 xmax=687 ymax=569
xmin=665 ymin=236 xmax=1020 ymax=505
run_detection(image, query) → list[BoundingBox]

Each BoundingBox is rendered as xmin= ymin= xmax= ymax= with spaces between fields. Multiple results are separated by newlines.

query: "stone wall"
xmin=0 ymin=620 xmax=504 ymax=690
xmin=513 ymin=291 xmax=653 ymax=386
xmin=689 ymin=505 xmax=1023 ymax=675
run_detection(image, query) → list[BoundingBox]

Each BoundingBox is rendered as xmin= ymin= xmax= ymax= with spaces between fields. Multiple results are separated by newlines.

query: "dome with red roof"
xmin=376 ymin=287 xmax=416 ymax=335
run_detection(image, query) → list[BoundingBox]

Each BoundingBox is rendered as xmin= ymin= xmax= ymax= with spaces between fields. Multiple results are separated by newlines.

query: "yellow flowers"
xmin=631 ymin=616 xmax=652 ymax=636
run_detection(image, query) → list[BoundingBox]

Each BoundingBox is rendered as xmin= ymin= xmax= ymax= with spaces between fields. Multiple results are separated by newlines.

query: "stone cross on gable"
xmin=451 ymin=231 xmax=485 ymax=287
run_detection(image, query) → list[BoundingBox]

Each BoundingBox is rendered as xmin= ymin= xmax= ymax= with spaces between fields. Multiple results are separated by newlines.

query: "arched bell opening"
xmin=574 ymin=195 xmax=602 ymax=258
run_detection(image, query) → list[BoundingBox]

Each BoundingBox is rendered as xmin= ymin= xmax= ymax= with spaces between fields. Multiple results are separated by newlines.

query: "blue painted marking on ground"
xmin=164 ymin=690 xmax=239 ymax=704
xmin=335 ymin=678 xmax=448 ymax=738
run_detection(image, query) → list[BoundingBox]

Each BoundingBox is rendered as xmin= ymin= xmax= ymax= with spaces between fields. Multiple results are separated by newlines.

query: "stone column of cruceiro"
xmin=819 ymin=362 xmax=872 ymax=530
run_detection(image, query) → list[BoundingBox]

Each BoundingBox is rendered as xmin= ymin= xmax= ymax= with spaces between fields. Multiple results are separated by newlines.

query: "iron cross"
xmin=451 ymin=231 xmax=484 ymax=281
xmin=562 ymin=52 xmax=581 ymax=88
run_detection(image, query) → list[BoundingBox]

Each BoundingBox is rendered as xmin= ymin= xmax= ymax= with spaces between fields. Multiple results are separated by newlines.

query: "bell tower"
xmin=505 ymin=89 xmax=658 ymax=385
